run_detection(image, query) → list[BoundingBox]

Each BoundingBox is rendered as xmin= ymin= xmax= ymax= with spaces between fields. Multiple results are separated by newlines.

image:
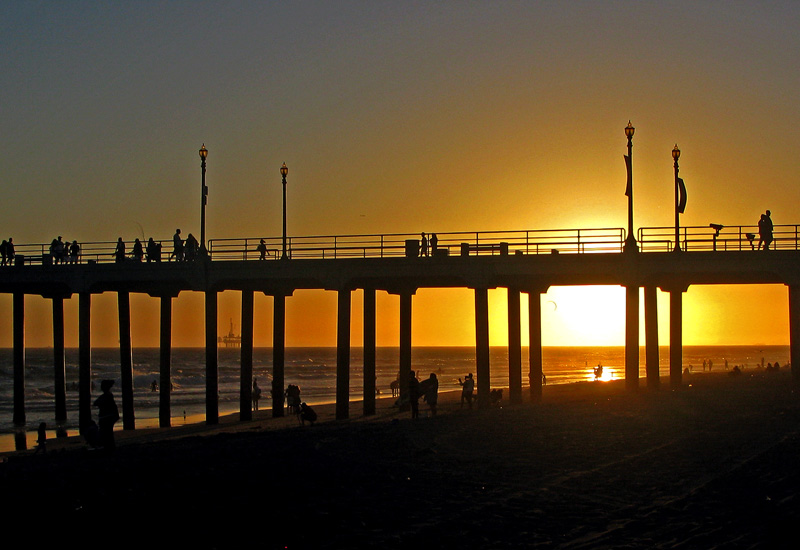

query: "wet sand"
xmin=2 ymin=370 xmax=799 ymax=548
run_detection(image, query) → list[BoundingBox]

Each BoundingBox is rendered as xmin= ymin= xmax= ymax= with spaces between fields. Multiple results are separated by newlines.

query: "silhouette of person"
xmin=300 ymin=402 xmax=317 ymax=425
xmin=420 ymin=233 xmax=429 ymax=257
xmin=459 ymin=373 xmax=474 ymax=408
xmin=257 ymin=239 xmax=267 ymax=260
xmin=423 ymin=373 xmax=439 ymax=416
xmin=252 ymin=378 xmax=262 ymax=411
xmin=69 ymin=240 xmax=80 ymax=264
xmin=409 ymin=370 xmax=420 ymax=418
xmin=171 ymin=229 xmax=184 ymax=262
xmin=0 ymin=240 xmax=7 ymax=266
xmin=763 ymin=209 xmax=773 ymax=250
xmin=34 ymin=422 xmax=47 ymax=454
xmin=94 ymin=379 xmax=120 ymax=450
xmin=131 ymin=238 xmax=144 ymax=261
xmin=184 ymin=233 xmax=198 ymax=262
xmin=146 ymin=238 xmax=157 ymax=262
xmin=430 ymin=233 xmax=438 ymax=256
xmin=113 ymin=238 xmax=125 ymax=263
xmin=6 ymin=238 xmax=14 ymax=264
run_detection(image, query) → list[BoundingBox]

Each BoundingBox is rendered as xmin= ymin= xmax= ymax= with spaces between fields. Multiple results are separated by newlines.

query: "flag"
xmin=677 ymin=177 xmax=687 ymax=213
xmin=624 ymin=154 xmax=632 ymax=197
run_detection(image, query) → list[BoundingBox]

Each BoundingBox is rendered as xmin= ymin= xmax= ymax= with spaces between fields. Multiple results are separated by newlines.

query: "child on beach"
xmin=299 ymin=403 xmax=317 ymax=426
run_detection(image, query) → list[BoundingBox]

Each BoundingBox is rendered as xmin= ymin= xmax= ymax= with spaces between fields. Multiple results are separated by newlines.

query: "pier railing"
xmin=207 ymin=228 xmax=626 ymax=260
xmin=637 ymin=224 xmax=800 ymax=252
xmin=8 ymin=224 xmax=800 ymax=265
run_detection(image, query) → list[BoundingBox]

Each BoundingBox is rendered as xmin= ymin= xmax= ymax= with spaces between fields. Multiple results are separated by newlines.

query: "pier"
xmin=3 ymin=224 xmax=800 ymax=448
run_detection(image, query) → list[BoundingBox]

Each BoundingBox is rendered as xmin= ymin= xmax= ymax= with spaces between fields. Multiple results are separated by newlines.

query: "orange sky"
xmin=1 ymin=3 xmax=798 ymax=348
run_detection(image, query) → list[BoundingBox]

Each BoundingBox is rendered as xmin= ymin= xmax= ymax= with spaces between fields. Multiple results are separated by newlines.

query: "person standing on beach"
xmin=423 ymin=373 xmax=439 ymax=416
xmin=409 ymin=370 xmax=420 ymax=419
xmin=459 ymin=373 xmax=474 ymax=409
xmin=94 ymin=379 xmax=120 ymax=450
xmin=252 ymin=378 xmax=262 ymax=411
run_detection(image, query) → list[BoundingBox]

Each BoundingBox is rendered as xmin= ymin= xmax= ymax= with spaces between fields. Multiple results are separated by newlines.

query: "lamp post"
xmin=624 ymin=121 xmax=636 ymax=252
xmin=199 ymin=144 xmax=208 ymax=255
xmin=672 ymin=144 xmax=681 ymax=252
xmin=280 ymin=162 xmax=288 ymax=260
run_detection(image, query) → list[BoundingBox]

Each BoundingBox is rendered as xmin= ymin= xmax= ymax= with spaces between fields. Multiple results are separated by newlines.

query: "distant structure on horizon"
xmin=219 ymin=319 xmax=241 ymax=348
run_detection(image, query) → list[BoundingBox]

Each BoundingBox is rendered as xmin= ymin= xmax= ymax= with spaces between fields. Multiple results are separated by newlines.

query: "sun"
xmin=541 ymin=286 xmax=626 ymax=346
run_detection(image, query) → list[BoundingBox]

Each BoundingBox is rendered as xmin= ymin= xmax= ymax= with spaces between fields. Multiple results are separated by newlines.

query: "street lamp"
xmin=199 ymin=144 xmax=208 ymax=255
xmin=280 ymin=162 xmax=288 ymax=260
xmin=672 ymin=144 xmax=681 ymax=252
xmin=624 ymin=121 xmax=636 ymax=252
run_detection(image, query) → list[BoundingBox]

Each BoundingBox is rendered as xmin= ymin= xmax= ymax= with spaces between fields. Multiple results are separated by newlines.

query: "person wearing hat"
xmin=94 ymin=379 xmax=120 ymax=450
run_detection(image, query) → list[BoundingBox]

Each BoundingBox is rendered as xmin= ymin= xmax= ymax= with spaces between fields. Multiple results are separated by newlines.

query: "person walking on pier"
xmin=6 ymin=238 xmax=14 ymax=264
xmin=430 ymin=233 xmax=439 ymax=256
xmin=763 ymin=210 xmax=774 ymax=250
xmin=257 ymin=239 xmax=267 ymax=260
xmin=113 ymin=238 xmax=126 ymax=263
xmin=94 ymin=379 xmax=120 ymax=451
xmin=420 ymin=233 xmax=429 ymax=257
xmin=0 ymin=240 xmax=8 ymax=266
xmin=171 ymin=229 xmax=184 ymax=262
xmin=146 ymin=238 xmax=157 ymax=262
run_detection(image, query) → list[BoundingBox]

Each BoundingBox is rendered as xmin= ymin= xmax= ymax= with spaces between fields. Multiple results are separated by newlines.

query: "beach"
xmin=2 ymin=370 xmax=799 ymax=548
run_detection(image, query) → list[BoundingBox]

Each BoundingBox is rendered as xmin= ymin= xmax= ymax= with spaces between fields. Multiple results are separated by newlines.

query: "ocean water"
xmin=0 ymin=345 xmax=790 ymax=450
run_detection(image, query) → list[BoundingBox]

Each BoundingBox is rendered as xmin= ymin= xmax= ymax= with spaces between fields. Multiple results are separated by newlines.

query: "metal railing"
xmin=207 ymin=228 xmax=627 ymax=261
xmin=637 ymin=224 xmax=800 ymax=252
xmin=9 ymin=223 xmax=800 ymax=267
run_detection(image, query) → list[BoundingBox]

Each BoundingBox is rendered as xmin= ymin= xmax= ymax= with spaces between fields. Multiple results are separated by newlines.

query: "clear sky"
xmin=1 ymin=1 xmax=798 ymax=348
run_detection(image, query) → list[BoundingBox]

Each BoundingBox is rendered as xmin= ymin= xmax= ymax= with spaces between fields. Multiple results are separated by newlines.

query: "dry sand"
xmin=2 ymin=370 xmax=799 ymax=549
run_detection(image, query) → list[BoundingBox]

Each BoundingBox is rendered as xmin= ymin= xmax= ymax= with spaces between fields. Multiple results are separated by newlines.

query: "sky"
xmin=1 ymin=1 xmax=799 ymax=349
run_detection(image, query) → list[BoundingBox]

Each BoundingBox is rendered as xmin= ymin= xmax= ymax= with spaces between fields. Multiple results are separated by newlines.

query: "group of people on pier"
xmin=419 ymin=232 xmax=440 ymax=257
xmin=49 ymin=236 xmax=81 ymax=264
xmin=110 ymin=229 xmax=202 ymax=263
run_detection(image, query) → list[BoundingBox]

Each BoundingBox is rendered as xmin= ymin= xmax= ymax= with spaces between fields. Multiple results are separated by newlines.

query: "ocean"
xmin=0 ymin=345 xmax=790 ymax=452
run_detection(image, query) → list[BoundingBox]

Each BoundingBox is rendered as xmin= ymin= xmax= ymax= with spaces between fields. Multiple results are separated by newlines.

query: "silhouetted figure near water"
xmin=94 ymin=379 xmax=119 ymax=450
xmin=299 ymin=402 xmax=317 ymax=426
xmin=286 ymin=384 xmax=301 ymax=414
xmin=171 ymin=229 xmax=183 ymax=262
xmin=34 ymin=422 xmax=47 ymax=454
xmin=594 ymin=363 xmax=604 ymax=380
xmin=420 ymin=373 xmax=439 ymax=416
xmin=409 ymin=370 xmax=420 ymax=418
xmin=459 ymin=373 xmax=474 ymax=409
xmin=252 ymin=378 xmax=262 ymax=411
xmin=131 ymin=238 xmax=144 ymax=262
xmin=113 ymin=238 xmax=125 ymax=263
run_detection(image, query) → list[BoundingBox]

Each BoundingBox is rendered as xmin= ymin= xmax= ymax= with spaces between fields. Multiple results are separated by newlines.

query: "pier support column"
xmin=625 ymin=285 xmax=640 ymax=390
xmin=398 ymin=290 xmax=413 ymax=407
xmin=507 ymin=288 xmax=522 ymax=404
xmin=669 ymin=286 xmax=686 ymax=389
xmin=79 ymin=292 xmax=92 ymax=429
xmin=205 ymin=290 xmax=219 ymax=425
xmin=363 ymin=288 xmax=376 ymax=416
xmin=336 ymin=289 xmax=351 ymax=420
xmin=118 ymin=291 xmax=135 ymax=430
xmin=788 ymin=284 xmax=800 ymax=389
xmin=52 ymin=295 xmax=67 ymax=427
xmin=240 ymin=289 xmax=254 ymax=422
xmin=159 ymin=295 xmax=172 ymax=427
xmin=272 ymin=293 xmax=286 ymax=418
xmin=528 ymin=291 xmax=543 ymax=403
xmin=475 ymin=288 xmax=490 ymax=409
xmin=644 ymin=286 xmax=660 ymax=389
xmin=13 ymin=292 xmax=25 ymax=428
